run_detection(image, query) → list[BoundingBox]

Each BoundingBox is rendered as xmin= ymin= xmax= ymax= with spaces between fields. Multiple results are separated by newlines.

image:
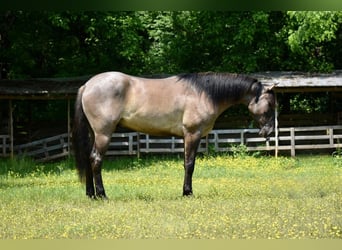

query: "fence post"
xmin=60 ymin=136 xmax=67 ymax=154
xmin=290 ymin=127 xmax=295 ymax=157
xmin=171 ymin=136 xmax=175 ymax=153
xmin=274 ymin=99 xmax=279 ymax=158
xmin=214 ymin=131 xmax=218 ymax=151
xmin=9 ymin=100 xmax=14 ymax=159
xmin=43 ymin=140 xmax=49 ymax=158
xmin=146 ymin=134 xmax=150 ymax=153
xmin=67 ymin=99 xmax=71 ymax=157
xmin=1 ymin=136 xmax=4 ymax=155
xmin=129 ymin=134 xmax=133 ymax=155
xmin=240 ymin=130 xmax=244 ymax=145
xmin=137 ymin=132 xmax=141 ymax=158
xmin=329 ymin=128 xmax=334 ymax=147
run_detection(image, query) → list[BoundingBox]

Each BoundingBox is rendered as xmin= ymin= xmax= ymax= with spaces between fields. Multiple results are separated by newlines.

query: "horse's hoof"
xmin=87 ymin=194 xmax=96 ymax=199
xmin=183 ymin=190 xmax=193 ymax=196
xmin=96 ymin=194 xmax=108 ymax=200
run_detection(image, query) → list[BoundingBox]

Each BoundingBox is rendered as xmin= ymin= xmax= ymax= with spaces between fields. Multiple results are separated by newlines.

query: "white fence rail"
xmin=14 ymin=133 xmax=69 ymax=161
xmin=277 ymin=126 xmax=342 ymax=157
xmin=0 ymin=125 xmax=341 ymax=161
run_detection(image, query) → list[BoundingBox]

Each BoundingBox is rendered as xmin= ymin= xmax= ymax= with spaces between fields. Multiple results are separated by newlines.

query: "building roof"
xmin=0 ymin=71 xmax=341 ymax=99
xmin=0 ymin=76 xmax=91 ymax=99
xmin=252 ymin=70 xmax=342 ymax=92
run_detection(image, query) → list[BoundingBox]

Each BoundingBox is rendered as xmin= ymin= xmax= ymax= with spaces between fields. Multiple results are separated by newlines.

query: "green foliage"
xmin=289 ymin=93 xmax=330 ymax=114
xmin=1 ymin=11 xmax=341 ymax=78
xmin=230 ymin=144 xmax=249 ymax=158
xmin=287 ymin=12 xmax=339 ymax=51
xmin=333 ymin=146 xmax=342 ymax=167
xmin=0 ymin=155 xmax=341 ymax=239
xmin=284 ymin=11 xmax=342 ymax=72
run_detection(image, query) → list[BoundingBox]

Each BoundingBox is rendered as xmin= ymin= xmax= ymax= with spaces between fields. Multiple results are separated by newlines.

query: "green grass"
xmin=0 ymin=154 xmax=341 ymax=239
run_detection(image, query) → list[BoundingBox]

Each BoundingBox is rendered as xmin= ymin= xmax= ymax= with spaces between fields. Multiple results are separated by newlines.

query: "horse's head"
xmin=248 ymin=84 xmax=277 ymax=140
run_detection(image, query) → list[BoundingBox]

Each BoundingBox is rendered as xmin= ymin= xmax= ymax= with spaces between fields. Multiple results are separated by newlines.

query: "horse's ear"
xmin=264 ymin=82 xmax=278 ymax=92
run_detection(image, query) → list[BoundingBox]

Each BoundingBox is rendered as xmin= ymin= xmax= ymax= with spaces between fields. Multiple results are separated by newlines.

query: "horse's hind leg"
xmin=85 ymin=164 xmax=95 ymax=198
xmin=90 ymin=133 xmax=111 ymax=199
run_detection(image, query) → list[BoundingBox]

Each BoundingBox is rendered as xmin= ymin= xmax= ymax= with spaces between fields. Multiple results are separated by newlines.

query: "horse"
xmin=72 ymin=71 xmax=276 ymax=199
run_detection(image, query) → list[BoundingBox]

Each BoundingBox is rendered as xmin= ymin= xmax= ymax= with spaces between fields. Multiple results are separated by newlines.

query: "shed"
xmin=0 ymin=76 xmax=91 ymax=158
xmin=252 ymin=71 xmax=342 ymax=156
xmin=253 ymin=70 xmax=342 ymax=92
xmin=252 ymin=70 xmax=342 ymax=126
xmin=0 ymin=71 xmax=341 ymax=158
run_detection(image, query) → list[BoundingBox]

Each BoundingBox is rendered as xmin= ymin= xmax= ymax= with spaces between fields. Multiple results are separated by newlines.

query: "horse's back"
xmin=81 ymin=72 xmax=185 ymax=135
xmin=80 ymin=71 xmax=217 ymax=137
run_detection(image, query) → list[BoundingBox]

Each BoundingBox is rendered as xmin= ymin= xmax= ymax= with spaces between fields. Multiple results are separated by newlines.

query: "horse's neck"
xmin=217 ymin=93 xmax=254 ymax=115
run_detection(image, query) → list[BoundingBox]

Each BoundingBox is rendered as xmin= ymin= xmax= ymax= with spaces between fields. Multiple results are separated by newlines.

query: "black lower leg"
xmin=91 ymin=147 xmax=107 ymax=199
xmin=94 ymin=173 xmax=107 ymax=199
xmin=85 ymin=167 xmax=95 ymax=198
xmin=183 ymin=161 xmax=195 ymax=196
xmin=183 ymin=133 xmax=200 ymax=196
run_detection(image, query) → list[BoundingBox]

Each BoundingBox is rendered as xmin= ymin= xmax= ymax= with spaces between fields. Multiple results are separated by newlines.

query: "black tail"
xmin=72 ymin=86 xmax=93 ymax=182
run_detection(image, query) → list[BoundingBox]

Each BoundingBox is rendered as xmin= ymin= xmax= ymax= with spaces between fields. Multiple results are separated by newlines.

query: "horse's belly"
xmin=119 ymin=114 xmax=184 ymax=137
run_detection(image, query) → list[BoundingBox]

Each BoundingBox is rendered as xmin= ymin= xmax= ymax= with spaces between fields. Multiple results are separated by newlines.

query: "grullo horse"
xmin=72 ymin=72 xmax=276 ymax=199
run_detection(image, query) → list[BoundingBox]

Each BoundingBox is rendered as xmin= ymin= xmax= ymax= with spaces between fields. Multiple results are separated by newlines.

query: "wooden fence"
xmin=14 ymin=133 xmax=69 ymax=161
xmin=276 ymin=125 xmax=342 ymax=157
xmin=0 ymin=134 xmax=9 ymax=156
xmin=0 ymin=125 xmax=341 ymax=161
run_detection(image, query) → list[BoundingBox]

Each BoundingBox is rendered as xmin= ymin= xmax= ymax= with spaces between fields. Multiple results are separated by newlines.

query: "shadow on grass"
xmin=0 ymin=154 xmax=183 ymax=177
xmin=0 ymin=156 xmax=75 ymax=177
xmin=103 ymin=154 xmax=182 ymax=172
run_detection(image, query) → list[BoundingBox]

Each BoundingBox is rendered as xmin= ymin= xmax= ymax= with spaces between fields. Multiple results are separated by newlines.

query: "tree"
xmin=1 ymin=11 xmax=341 ymax=78
xmin=283 ymin=11 xmax=342 ymax=72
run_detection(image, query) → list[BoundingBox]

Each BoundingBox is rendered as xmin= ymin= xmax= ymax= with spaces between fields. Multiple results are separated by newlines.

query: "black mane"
xmin=177 ymin=72 xmax=262 ymax=104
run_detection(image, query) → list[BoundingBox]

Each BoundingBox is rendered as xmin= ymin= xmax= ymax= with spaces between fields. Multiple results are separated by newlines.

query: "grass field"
xmin=0 ymin=153 xmax=341 ymax=239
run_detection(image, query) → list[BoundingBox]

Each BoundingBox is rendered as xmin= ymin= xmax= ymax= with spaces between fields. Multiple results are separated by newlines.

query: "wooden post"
xmin=43 ymin=140 xmax=49 ymax=158
xmin=146 ymin=134 xmax=150 ymax=153
xmin=329 ymin=128 xmax=334 ymax=147
xmin=9 ymin=100 xmax=14 ymax=159
xmin=67 ymin=99 xmax=71 ymax=157
xmin=136 ymin=132 xmax=140 ymax=158
xmin=240 ymin=130 xmax=244 ymax=145
xmin=214 ymin=131 xmax=218 ymax=151
xmin=171 ymin=136 xmax=175 ymax=153
xmin=1 ymin=136 xmax=4 ymax=155
xmin=128 ymin=134 xmax=133 ymax=154
xmin=274 ymin=93 xmax=279 ymax=158
xmin=60 ymin=136 xmax=67 ymax=154
xmin=290 ymin=127 xmax=295 ymax=157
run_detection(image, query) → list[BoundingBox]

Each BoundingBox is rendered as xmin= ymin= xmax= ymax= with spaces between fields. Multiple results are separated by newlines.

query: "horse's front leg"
xmin=183 ymin=132 xmax=201 ymax=196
